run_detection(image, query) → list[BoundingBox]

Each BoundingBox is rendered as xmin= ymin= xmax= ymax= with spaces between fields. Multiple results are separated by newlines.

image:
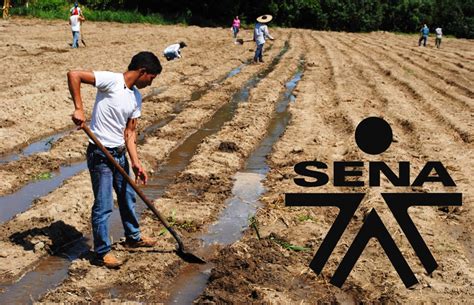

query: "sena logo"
xmin=285 ymin=117 xmax=462 ymax=288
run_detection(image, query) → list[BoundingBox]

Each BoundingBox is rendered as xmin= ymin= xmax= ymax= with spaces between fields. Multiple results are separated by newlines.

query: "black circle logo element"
xmin=355 ymin=117 xmax=392 ymax=155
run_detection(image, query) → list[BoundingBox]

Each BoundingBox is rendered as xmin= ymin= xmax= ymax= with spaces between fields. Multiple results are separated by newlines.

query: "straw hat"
xmin=256 ymin=15 xmax=273 ymax=23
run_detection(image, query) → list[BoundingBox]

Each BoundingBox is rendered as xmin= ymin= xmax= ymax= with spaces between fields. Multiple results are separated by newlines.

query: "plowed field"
xmin=0 ymin=17 xmax=472 ymax=303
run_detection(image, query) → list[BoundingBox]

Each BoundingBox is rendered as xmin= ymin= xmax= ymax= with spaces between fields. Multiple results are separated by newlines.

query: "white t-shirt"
xmin=90 ymin=71 xmax=142 ymax=148
xmin=435 ymin=28 xmax=442 ymax=38
xmin=70 ymin=15 xmax=81 ymax=32
xmin=163 ymin=44 xmax=181 ymax=58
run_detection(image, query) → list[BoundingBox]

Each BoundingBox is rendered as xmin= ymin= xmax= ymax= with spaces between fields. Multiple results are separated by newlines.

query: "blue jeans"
xmin=72 ymin=31 xmax=79 ymax=48
xmin=254 ymin=43 xmax=264 ymax=62
xmin=164 ymin=52 xmax=177 ymax=61
xmin=418 ymin=36 xmax=427 ymax=47
xmin=86 ymin=144 xmax=141 ymax=257
xmin=232 ymin=26 xmax=239 ymax=38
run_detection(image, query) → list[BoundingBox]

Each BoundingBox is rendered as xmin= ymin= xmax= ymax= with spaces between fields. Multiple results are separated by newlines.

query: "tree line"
xmin=12 ymin=0 xmax=474 ymax=38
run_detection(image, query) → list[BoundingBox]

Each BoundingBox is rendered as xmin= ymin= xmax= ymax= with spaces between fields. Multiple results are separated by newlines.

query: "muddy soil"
xmin=0 ymin=18 xmax=472 ymax=303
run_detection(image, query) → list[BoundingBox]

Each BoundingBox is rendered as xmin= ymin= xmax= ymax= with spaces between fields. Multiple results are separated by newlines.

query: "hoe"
xmin=83 ymin=125 xmax=206 ymax=264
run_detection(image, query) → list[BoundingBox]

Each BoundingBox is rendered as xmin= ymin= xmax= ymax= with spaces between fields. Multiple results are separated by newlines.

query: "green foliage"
xmin=269 ymin=234 xmax=310 ymax=252
xmin=35 ymin=172 xmax=53 ymax=180
xmin=9 ymin=0 xmax=474 ymax=38
xmin=158 ymin=210 xmax=197 ymax=236
xmin=249 ymin=215 xmax=261 ymax=239
xmin=297 ymin=213 xmax=316 ymax=222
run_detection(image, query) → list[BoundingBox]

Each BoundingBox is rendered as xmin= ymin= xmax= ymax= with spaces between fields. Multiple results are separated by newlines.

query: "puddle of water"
xmin=0 ymin=162 xmax=87 ymax=224
xmin=167 ymin=264 xmax=214 ymax=305
xmin=226 ymin=65 xmax=244 ymax=78
xmin=201 ymin=172 xmax=265 ymax=246
xmin=166 ymin=68 xmax=303 ymax=304
xmin=0 ymin=237 xmax=90 ymax=305
xmin=0 ymin=130 xmax=70 ymax=164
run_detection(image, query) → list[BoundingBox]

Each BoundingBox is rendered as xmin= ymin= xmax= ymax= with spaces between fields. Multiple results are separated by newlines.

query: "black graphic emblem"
xmin=285 ymin=117 xmax=462 ymax=288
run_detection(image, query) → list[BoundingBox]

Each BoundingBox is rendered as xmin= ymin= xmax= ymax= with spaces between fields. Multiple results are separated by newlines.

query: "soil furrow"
xmin=0 ymin=35 xmax=289 ymax=286
xmin=353 ymin=35 xmax=474 ymax=102
xmin=0 ymin=19 xmax=259 ymax=155
xmin=310 ymin=34 xmax=357 ymax=144
xmin=335 ymin=34 xmax=473 ymax=144
xmin=1 ymin=19 xmax=472 ymax=304
xmin=329 ymin=33 xmax=473 ymax=269
xmin=359 ymin=33 xmax=474 ymax=76
xmin=196 ymin=31 xmax=473 ymax=304
xmin=38 ymin=30 xmax=305 ymax=303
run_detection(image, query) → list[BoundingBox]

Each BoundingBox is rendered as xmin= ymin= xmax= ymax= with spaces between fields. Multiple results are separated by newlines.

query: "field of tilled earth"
xmin=0 ymin=17 xmax=472 ymax=304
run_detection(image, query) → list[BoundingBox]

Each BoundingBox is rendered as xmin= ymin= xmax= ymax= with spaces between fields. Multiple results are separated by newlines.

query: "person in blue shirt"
xmin=418 ymin=24 xmax=429 ymax=47
xmin=253 ymin=15 xmax=274 ymax=63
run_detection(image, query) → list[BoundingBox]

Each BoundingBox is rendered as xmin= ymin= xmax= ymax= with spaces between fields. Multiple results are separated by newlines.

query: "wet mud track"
xmin=0 ymin=18 xmax=473 ymax=303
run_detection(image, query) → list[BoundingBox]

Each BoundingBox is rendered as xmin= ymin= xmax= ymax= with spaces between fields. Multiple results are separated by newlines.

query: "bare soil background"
xmin=0 ymin=17 xmax=472 ymax=303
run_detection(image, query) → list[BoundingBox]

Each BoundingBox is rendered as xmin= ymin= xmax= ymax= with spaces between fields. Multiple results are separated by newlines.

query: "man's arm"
xmin=67 ymin=70 xmax=95 ymax=127
xmin=125 ymin=118 xmax=148 ymax=184
xmin=264 ymin=26 xmax=274 ymax=40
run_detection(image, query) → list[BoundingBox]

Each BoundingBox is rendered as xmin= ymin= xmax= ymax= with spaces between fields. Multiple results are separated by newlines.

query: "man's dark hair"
xmin=128 ymin=51 xmax=162 ymax=75
xmin=179 ymin=41 xmax=187 ymax=48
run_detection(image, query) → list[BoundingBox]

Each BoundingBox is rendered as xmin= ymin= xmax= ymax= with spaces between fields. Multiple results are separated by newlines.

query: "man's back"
xmin=254 ymin=23 xmax=268 ymax=45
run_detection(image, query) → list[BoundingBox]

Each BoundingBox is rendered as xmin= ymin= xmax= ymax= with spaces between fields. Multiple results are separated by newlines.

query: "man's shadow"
xmin=9 ymin=220 xmax=83 ymax=254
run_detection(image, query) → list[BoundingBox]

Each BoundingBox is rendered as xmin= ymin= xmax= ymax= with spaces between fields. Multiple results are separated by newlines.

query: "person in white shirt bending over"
xmin=69 ymin=13 xmax=85 ymax=48
xmin=253 ymin=14 xmax=274 ymax=63
xmin=163 ymin=41 xmax=187 ymax=61
xmin=435 ymin=27 xmax=443 ymax=48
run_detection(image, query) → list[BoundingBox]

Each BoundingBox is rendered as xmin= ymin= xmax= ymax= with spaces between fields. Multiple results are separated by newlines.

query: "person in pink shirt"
xmin=232 ymin=16 xmax=241 ymax=40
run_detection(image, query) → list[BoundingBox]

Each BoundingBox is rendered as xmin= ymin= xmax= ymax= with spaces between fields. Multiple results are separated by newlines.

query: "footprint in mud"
xmin=218 ymin=141 xmax=240 ymax=153
xmin=38 ymin=46 xmax=69 ymax=53
xmin=0 ymin=119 xmax=15 ymax=128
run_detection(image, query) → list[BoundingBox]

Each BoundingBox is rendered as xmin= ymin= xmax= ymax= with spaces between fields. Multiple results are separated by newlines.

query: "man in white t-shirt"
xmin=68 ymin=52 xmax=162 ymax=268
xmin=435 ymin=27 xmax=443 ymax=48
xmin=69 ymin=14 xmax=85 ymax=48
xmin=163 ymin=41 xmax=187 ymax=61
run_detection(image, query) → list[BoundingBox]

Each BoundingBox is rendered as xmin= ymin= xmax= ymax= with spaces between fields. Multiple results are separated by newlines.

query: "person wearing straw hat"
xmin=253 ymin=14 xmax=274 ymax=63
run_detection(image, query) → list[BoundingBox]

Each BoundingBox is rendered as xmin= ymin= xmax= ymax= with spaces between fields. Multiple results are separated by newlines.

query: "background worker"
xmin=69 ymin=12 xmax=85 ymax=48
xmin=418 ymin=24 xmax=429 ymax=47
xmin=232 ymin=16 xmax=241 ymax=41
xmin=253 ymin=14 xmax=274 ymax=63
xmin=70 ymin=2 xmax=84 ymax=18
xmin=68 ymin=52 xmax=162 ymax=269
xmin=435 ymin=26 xmax=443 ymax=48
xmin=163 ymin=41 xmax=187 ymax=61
